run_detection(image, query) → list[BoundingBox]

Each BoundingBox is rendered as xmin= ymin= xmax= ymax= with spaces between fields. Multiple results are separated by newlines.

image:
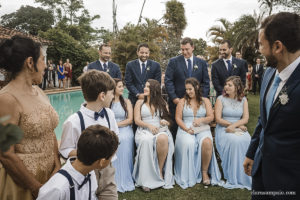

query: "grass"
xmin=119 ymin=94 xmax=260 ymax=200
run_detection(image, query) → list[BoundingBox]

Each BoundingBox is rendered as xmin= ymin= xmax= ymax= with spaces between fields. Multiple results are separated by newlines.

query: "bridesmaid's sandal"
xmin=202 ymin=171 xmax=211 ymax=186
xmin=142 ymin=186 xmax=150 ymax=192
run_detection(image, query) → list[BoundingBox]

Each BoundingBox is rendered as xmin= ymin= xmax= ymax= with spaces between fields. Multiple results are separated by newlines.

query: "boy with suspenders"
xmin=59 ymin=70 xmax=119 ymax=200
xmin=37 ymin=125 xmax=119 ymax=200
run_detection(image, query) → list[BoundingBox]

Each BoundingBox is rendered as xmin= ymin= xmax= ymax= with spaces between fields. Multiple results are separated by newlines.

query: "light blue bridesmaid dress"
xmin=132 ymin=104 xmax=174 ymax=189
xmin=111 ymin=101 xmax=135 ymax=192
xmin=215 ymin=96 xmax=251 ymax=190
xmin=174 ymin=101 xmax=221 ymax=189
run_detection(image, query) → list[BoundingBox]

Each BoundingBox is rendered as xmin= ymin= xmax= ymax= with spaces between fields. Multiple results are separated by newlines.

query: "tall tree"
xmin=192 ymin=38 xmax=207 ymax=58
xmin=0 ymin=6 xmax=54 ymax=35
xmin=206 ymin=18 xmax=233 ymax=45
xmin=258 ymin=0 xmax=300 ymax=15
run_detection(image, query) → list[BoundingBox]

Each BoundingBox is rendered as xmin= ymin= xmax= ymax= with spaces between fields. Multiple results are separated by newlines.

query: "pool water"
xmin=48 ymin=89 xmax=128 ymax=139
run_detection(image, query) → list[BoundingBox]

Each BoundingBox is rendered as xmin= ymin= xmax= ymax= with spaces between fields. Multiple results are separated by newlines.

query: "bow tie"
xmin=78 ymin=173 xmax=91 ymax=190
xmin=94 ymin=109 xmax=105 ymax=120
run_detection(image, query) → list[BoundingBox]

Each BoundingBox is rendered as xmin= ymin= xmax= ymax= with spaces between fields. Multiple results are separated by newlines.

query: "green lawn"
xmin=119 ymin=94 xmax=260 ymax=200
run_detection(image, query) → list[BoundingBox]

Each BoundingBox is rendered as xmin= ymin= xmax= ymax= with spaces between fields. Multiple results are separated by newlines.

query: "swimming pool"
xmin=48 ymin=89 xmax=128 ymax=139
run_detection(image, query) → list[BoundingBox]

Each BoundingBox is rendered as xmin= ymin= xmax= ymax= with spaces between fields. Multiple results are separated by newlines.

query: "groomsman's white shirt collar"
xmin=99 ymin=60 xmax=108 ymax=71
xmin=37 ymin=158 xmax=98 ymax=200
xmin=184 ymin=54 xmax=194 ymax=69
xmin=273 ymin=55 xmax=300 ymax=101
xmin=223 ymin=56 xmax=233 ymax=70
xmin=138 ymin=59 xmax=148 ymax=74
xmin=59 ymin=104 xmax=119 ymax=160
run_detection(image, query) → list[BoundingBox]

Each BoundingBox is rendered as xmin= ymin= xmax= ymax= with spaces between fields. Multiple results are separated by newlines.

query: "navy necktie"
xmin=187 ymin=58 xmax=192 ymax=77
xmin=78 ymin=173 xmax=91 ymax=190
xmin=226 ymin=60 xmax=232 ymax=74
xmin=94 ymin=109 xmax=105 ymax=120
xmin=103 ymin=63 xmax=108 ymax=72
xmin=142 ymin=63 xmax=146 ymax=76
xmin=265 ymin=75 xmax=281 ymax=118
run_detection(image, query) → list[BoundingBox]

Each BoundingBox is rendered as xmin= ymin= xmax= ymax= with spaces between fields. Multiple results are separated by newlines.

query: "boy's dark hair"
xmin=180 ymin=37 xmax=194 ymax=46
xmin=78 ymin=70 xmax=115 ymax=102
xmin=137 ymin=43 xmax=149 ymax=52
xmin=77 ymin=125 xmax=119 ymax=166
xmin=0 ymin=35 xmax=41 ymax=79
xmin=261 ymin=12 xmax=300 ymax=53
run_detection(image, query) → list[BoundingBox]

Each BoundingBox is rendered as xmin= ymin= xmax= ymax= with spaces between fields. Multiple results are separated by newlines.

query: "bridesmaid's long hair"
xmin=110 ymin=78 xmax=128 ymax=117
xmin=223 ymin=76 xmax=244 ymax=101
xmin=144 ymin=79 xmax=172 ymax=125
xmin=184 ymin=77 xmax=203 ymax=108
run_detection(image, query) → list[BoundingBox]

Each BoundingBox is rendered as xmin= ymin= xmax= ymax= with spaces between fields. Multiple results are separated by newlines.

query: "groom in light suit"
xmin=165 ymin=37 xmax=210 ymax=138
xmin=243 ymin=12 xmax=300 ymax=200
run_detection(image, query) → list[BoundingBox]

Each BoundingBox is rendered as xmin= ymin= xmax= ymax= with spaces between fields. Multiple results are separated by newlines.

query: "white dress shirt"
xmin=184 ymin=55 xmax=194 ymax=69
xmin=273 ymin=55 xmax=300 ymax=101
xmin=138 ymin=59 xmax=147 ymax=74
xmin=59 ymin=104 xmax=119 ymax=160
xmin=99 ymin=60 xmax=109 ymax=71
xmin=223 ymin=56 xmax=233 ymax=71
xmin=37 ymin=158 xmax=98 ymax=200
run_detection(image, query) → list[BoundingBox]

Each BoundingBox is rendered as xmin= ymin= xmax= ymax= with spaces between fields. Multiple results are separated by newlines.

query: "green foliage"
xmin=207 ymin=18 xmax=233 ymax=45
xmin=164 ymin=0 xmax=187 ymax=39
xmin=111 ymin=19 xmax=167 ymax=73
xmin=0 ymin=117 xmax=24 ymax=152
xmin=192 ymin=38 xmax=208 ymax=58
xmin=39 ymin=28 xmax=98 ymax=85
xmin=258 ymin=0 xmax=300 ymax=15
xmin=0 ymin=5 xmax=54 ymax=35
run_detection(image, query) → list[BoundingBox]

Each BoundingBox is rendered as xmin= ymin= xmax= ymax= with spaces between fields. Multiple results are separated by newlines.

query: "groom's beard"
xmin=266 ymin=54 xmax=278 ymax=68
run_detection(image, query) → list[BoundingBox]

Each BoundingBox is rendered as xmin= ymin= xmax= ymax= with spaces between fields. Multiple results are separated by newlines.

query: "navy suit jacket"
xmin=125 ymin=59 xmax=161 ymax=104
xmin=88 ymin=60 xmax=122 ymax=79
xmin=211 ymin=57 xmax=246 ymax=97
xmin=165 ymin=55 xmax=210 ymax=101
xmin=252 ymin=64 xmax=264 ymax=79
xmin=246 ymin=64 xmax=300 ymax=194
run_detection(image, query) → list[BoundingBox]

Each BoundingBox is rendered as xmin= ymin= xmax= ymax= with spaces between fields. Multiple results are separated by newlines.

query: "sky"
xmin=0 ymin=0 xmax=260 ymax=42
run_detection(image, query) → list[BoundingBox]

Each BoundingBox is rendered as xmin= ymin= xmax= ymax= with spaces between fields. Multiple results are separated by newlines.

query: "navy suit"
xmin=252 ymin=64 xmax=264 ymax=94
xmin=246 ymin=64 xmax=300 ymax=199
xmin=165 ymin=55 xmax=210 ymax=137
xmin=125 ymin=59 xmax=161 ymax=105
xmin=211 ymin=57 xmax=246 ymax=97
xmin=88 ymin=60 xmax=122 ymax=79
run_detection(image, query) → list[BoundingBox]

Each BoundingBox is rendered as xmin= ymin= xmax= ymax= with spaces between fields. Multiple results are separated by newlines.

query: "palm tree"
xmin=206 ymin=18 xmax=233 ymax=45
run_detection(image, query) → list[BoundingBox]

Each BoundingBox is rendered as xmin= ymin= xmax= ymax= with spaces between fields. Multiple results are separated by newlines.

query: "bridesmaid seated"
xmin=110 ymin=78 xmax=135 ymax=192
xmin=133 ymin=79 xmax=174 ymax=192
xmin=214 ymin=76 xmax=251 ymax=190
xmin=174 ymin=78 xmax=221 ymax=189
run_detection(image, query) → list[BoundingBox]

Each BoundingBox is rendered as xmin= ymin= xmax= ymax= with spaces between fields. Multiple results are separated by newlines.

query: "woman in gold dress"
xmin=0 ymin=36 xmax=61 ymax=200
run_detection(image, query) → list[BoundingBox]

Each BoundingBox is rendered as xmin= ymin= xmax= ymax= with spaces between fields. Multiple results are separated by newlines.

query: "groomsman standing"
xmin=165 ymin=37 xmax=210 ymax=137
xmin=211 ymin=40 xmax=247 ymax=97
xmin=125 ymin=43 xmax=161 ymax=106
xmin=88 ymin=44 xmax=122 ymax=79
xmin=252 ymin=58 xmax=264 ymax=95
xmin=243 ymin=12 xmax=300 ymax=200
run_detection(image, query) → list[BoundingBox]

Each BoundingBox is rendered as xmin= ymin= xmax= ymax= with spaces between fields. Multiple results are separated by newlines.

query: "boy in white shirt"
xmin=59 ymin=70 xmax=119 ymax=200
xmin=37 ymin=125 xmax=119 ymax=200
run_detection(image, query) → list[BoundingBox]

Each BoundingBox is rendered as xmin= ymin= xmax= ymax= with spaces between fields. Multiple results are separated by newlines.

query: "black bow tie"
xmin=94 ymin=109 xmax=105 ymax=120
xmin=78 ymin=173 xmax=91 ymax=190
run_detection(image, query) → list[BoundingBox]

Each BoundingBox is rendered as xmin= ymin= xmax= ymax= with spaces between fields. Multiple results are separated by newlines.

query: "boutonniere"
xmin=233 ymin=64 xmax=238 ymax=69
xmin=106 ymin=68 xmax=110 ymax=73
xmin=278 ymin=86 xmax=289 ymax=105
xmin=146 ymin=66 xmax=150 ymax=71
xmin=193 ymin=65 xmax=198 ymax=71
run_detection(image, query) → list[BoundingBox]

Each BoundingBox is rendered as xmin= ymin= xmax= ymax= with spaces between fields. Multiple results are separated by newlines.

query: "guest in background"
xmin=133 ymin=79 xmax=174 ymax=192
xmin=252 ymin=58 xmax=264 ymax=95
xmin=174 ymin=78 xmax=221 ymax=189
xmin=214 ymin=76 xmax=251 ymax=190
xmin=246 ymin=64 xmax=253 ymax=92
xmin=110 ymin=78 xmax=135 ymax=193
xmin=0 ymin=35 xmax=61 ymax=200
xmin=57 ymin=59 xmax=65 ymax=89
xmin=42 ymin=61 xmax=49 ymax=90
xmin=83 ymin=61 xmax=89 ymax=73
xmin=64 ymin=58 xmax=72 ymax=88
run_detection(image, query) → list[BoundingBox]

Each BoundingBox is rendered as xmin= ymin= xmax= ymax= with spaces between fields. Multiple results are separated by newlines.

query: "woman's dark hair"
xmin=223 ymin=76 xmax=245 ymax=101
xmin=184 ymin=77 xmax=203 ymax=108
xmin=110 ymin=78 xmax=128 ymax=117
xmin=77 ymin=125 xmax=119 ymax=165
xmin=144 ymin=79 xmax=172 ymax=126
xmin=0 ymin=35 xmax=41 ymax=79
